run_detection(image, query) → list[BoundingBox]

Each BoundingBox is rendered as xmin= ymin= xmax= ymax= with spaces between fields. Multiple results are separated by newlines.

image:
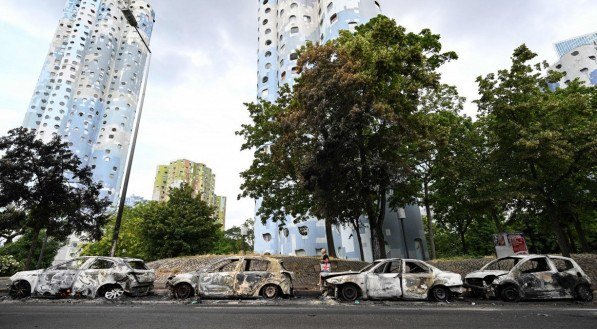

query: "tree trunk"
xmin=24 ymin=227 xmax=41 ymax=271
xmin=546 ymin=200 xmax=571 ymax=257
xmin=571 ymin=213 xmax=590 ymax=252
xmin=459 ymin=230 xmax=468 ymax=254
xmin=36 ymin=232 xmax=49 ymax=269
xmin=493 ymin=211 xmax=504 ymax=233
xmin=351 ymin=218 xmax=365 ymax=261
xmin=324 ymin=219 xmax=337 ymax=258
xmin=565 ymin=226 xmax=577 ymax=254
xmin=423 ymin=182 xmax=436 ymax=259
xmin=370 ymin=189 xmax=387 ymax=260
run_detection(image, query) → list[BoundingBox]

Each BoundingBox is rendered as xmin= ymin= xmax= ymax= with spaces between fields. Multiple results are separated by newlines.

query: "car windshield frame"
xmin=481 ymin=257 xmax=521 ymax=271
xmin=360 ymin=261 xmax=382 ymax=273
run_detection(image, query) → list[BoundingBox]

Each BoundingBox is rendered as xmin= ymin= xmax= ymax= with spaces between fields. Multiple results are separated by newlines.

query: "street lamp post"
xmin=397 ymin=208 xmax=410 ymax=259
xmin=109 ymin=8 xmax=152 ymax=257
xmin=240 ymin=226 xmax=248 ymax=255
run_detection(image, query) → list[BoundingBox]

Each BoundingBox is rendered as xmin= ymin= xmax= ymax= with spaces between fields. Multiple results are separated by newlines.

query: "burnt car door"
xmin=401 ymin=260 xmax=435 ymax=300
xmin=365 ymin=260 xmax=403 ymax=299
xmin=35 ymin=258 xmax=90 ymax=296
xmin=126 ymin=260 xmax=155 ymax=288
xmin=198 ymin=258 xmax=241 ymax=297
xmin=514 ymin=256 xmax=561 ymax=299
xmin=236 ymin=259 xmax=271 ymax=296
xmin=73 ymin=258 xmax=116 ymax=296
xmin=549 ymin=257 xmax=579 ymax=298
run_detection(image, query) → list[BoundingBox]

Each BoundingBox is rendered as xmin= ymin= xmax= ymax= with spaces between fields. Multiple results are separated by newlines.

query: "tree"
xmin=0 ymin=128 xmax=110 ymax=269
xmin=475 ymin=45 xmax=597 ymax=256
xmin=0 ymin=207 xmax=26 ymax=244
xmin=0 ymin=229 xmax=61 ymax=270
xmin=139 ymin=185 xmax=221 ymax=260
xmin=238 ymin=16 xmax=457 ymax=260
xmin=81 ymin=205 xmax=149 ymax=259
xmin=415 ymin=84 xmax=466 ymax=259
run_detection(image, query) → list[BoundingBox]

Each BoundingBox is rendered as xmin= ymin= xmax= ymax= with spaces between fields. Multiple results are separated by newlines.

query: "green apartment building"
xmin=152 ymin=159 xmax=226 ymax=227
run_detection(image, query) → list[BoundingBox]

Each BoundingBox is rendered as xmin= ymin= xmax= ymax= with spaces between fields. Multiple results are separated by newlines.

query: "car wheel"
xmin=9 ymin=281 xmax=31 ymax=299
xmin=261 ymin=284 xmax=279 ymax=299
xmin=575 ymin=285 xmax=593 ymax=302
xmin=174 ymin=283 xmax=194 ymax=299
xmin=103 ymin=285 xmax=125 ymax=300
xmin=430 ymin=286 xmax=449 ymax=302
xmin=340 ymin=284 xmax=359 ymax=302
xmin=500 ymin=285 xmax=521 ymax=302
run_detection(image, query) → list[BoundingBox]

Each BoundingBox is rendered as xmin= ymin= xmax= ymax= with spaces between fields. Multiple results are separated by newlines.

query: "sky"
xmin=0 ymin=0 xmax=595 ymax=229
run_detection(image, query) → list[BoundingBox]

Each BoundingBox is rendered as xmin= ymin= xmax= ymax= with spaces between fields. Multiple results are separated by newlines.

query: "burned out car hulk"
xmin=322 ymin=258 xmax=463 ymax=302
xmin=166 ymin=256 xmax=294 ymax=299
xmin=9 ymin=256 xmax=155 ymax=300
xmin=464 ymin=255 xmax=593 ymax=302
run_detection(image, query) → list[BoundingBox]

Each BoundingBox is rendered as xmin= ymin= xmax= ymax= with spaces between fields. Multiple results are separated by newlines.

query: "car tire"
xmin=500 ymin=285 xmax=521 ymax=302
xmin=340 ymin=284 xmax=359 ymax=302
xmin=575 ymin=284 xmax=593 ymax=302
xmin=429 ymin=286 xmax=450 ymax=302
xmin=261 ymin=284 xmax=279 ymax=299
xmin=174 ymin=283 xmax=194 ymax=299
xmin=102 ymin=285 xmax=125 ymax=300
xmin=9 ymin=281 xmax=31 ymax=299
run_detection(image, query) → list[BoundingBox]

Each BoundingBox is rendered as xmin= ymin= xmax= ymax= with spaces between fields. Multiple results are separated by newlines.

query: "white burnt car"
xmin=9 ymin=256 xmax=155 ymax=300
xmin=322 ymin=258 xmax=463 ymax=301
xmin=464 ymin=255 xmax=593 ymax=302
xmin=166 ymin=256 xmax=294 ymax=299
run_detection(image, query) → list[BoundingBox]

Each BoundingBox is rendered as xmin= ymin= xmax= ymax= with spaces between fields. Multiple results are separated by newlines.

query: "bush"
xmin=0 ymin=255 xmax=21 ymax=276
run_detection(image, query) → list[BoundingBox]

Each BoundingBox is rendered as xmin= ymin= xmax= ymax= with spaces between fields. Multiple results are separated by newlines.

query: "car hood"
xmin=10 ymin=269 xmax=43 ymax=281
xmin=465 ymin=270 xmax=509 ymax=279
xmin=322 ymin=271 xmax=359 ymax=279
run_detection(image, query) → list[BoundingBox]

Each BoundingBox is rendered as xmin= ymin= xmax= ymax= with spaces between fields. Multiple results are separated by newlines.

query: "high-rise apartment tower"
xmin=22 ymin=0 xmax=155 ymax=202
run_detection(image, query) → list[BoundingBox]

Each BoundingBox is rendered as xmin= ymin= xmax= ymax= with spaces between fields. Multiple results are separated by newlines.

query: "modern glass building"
xmin=554 ymin=32 xmax=597 ymax=58
xmin=254 ymin=0 xmax=428 ymax=261
xmin=22 ymin=0 xmax=155 ymax=203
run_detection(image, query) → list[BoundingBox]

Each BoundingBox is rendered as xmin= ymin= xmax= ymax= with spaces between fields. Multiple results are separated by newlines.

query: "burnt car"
xmin=322 ymin=258 xmax=463 ymax=302
xmin=166 ymin=256 xmax=294 ymax=299
xmin=9 ymin=256 xmax=155 ymax=300
xmin=464 ymin=255 xmax=593 ymax=302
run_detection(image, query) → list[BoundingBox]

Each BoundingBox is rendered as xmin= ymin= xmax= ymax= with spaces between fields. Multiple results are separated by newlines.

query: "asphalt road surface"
xmin=0 ymin=303 xmax=595 ymax=329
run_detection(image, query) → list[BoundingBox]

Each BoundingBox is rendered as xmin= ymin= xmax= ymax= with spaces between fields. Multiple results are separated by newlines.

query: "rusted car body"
xmin=9 ymin=256 xmax=155 ymax=300
xmin=464 ymin=255 xmax=593 ymax=302
xmin=166 ymin=256 xmax=294 ymax=299
xmin=322 ymin=258 xmax=463 ymax=301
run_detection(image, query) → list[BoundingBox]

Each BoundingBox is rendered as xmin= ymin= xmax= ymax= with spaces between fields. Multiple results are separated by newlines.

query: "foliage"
xmin=213 ymin=218 xmax=255 ymax=254
xmin=0 ymin=255 xmax=21 ymax=276
xmin=85 ymin=185 xmax=222 ymax=261
xmin=82 ymin=206 xmax=148 ymax=259
xmin=0 ymin=127 xmax=110 ymax=269
xmin=475 ymin=45 xmax=597 ymax=256
xmin=238 ymin=16 xmax=456 ymax=259
xmin=0 ymin=230 xmax=61 ymax=270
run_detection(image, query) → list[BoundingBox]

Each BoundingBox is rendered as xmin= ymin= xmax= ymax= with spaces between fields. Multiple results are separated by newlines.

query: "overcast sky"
xmin=0 ymin=0 xmax=595 ymax=229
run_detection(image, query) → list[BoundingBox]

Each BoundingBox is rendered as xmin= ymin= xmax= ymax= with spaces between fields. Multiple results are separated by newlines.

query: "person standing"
xmin=319 ymin=248 xmax=331 ymax=288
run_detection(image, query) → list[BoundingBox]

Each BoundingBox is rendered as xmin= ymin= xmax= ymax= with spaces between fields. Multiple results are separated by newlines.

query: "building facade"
xmin=22 ymin=0 xmax=155 ymax=203
xmin=152 ymin=159 xmax=226 ymax=227
xmin=549 ymin=42 xmax=597 ymax=88
xmin=553 ymin=32 xmax=597 ymax=58
xmin=253 ymin=0 xmax=428 ymax=262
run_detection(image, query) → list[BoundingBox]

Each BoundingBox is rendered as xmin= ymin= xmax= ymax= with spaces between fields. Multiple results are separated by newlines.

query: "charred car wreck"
xmin=322 ymin=258 xmax=463 ymax=302
xmin=464 ymin=255 xmax=593 ymax=302
xmin=9 ymin=256 xmax=155 ymax=300
xmin=166 ymin=256 xmax=294 ymax=299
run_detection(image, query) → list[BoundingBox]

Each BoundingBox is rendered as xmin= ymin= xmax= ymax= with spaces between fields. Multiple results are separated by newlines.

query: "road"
xmin=0 ymin=303 xmax=595 ymax=329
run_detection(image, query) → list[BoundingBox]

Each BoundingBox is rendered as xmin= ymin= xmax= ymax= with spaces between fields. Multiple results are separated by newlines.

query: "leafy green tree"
xmin=139 ymin=185 xmax=221 ymax=260
xmin=475 ymin=45 xmax=596 ymax=256
xmin=0 ymin=128 xmax=110 ymax=269
xmin=238 ymin=16 xmax=457 ymax=259
xmin=81 ymin=205 xmax=148 ymax=259
xmin=0 ymin=229 xmax=61 ymax=270
xmin=415 ymin=84 xmax=466 ymax=259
